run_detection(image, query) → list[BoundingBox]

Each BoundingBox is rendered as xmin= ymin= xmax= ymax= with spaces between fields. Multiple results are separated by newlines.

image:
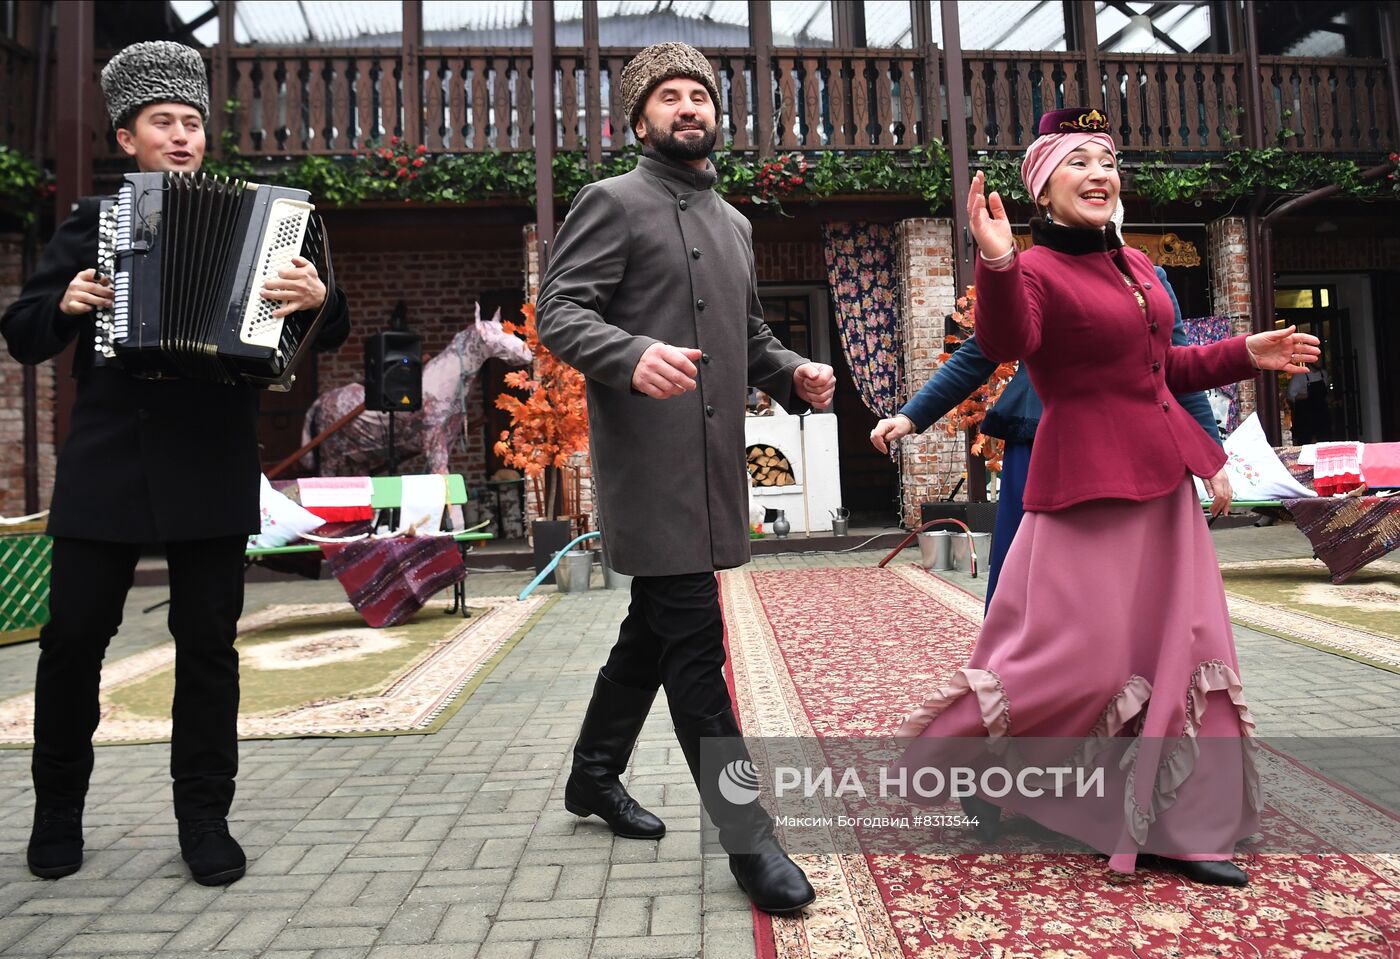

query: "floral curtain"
xmin=821 ymin=222 xmax=901 ymax=418
xmin=1183 ymin=315 xmax=1241 ymax=434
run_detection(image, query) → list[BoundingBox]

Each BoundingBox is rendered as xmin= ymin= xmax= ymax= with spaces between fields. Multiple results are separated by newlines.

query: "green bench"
xmin=246 ymin=473 xmax=493 ymax=617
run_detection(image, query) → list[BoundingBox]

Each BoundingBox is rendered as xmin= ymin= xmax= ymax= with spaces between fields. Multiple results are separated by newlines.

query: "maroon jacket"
xmin=974 ymin=220 xmax=1256 ymax=512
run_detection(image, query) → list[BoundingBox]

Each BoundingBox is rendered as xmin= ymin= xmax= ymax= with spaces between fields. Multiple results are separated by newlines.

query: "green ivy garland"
xmin=1131 ymin=148 xmax=1388 ymax=206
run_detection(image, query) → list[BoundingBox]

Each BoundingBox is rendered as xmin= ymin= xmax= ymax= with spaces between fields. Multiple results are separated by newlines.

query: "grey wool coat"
xmin=537 ymin=151 xmax=810 ymax=577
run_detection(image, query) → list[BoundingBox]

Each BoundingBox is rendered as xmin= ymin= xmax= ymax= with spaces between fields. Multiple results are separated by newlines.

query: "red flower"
xmin=390 ymin=135 xmax=400 ymax=146
xmin=416 ymin=144 xmax=428 ymax=155
xmin=412 ymin=157 xmax=425 ymax=168
xmin=792 ymin=176 xmax=804 ymax=185
xmin=397 ymin=168 xmax=409 ymax=178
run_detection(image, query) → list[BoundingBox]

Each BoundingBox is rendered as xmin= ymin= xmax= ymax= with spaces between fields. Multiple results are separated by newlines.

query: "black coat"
xmin=1 ymin=197 xmax=351 ymax=543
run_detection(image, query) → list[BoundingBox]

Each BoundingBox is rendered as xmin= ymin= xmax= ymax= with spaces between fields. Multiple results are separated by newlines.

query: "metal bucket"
xmin=602 ymin=562 xmax=633 ymax=590
xmin=556 ymin=550 xmax=595 ymax=593
xmin=952 ymin=532 xmax=992 ymax=572
xmin=831 ymin=517 xmax=849 ymax=537
xmin=917 ymin=531 xmax=953 ymax=570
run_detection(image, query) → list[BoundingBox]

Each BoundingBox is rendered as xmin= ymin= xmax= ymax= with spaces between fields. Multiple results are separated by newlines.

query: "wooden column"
xmin=401 ymin=0 xmax=422 ymax=145
xmin=751 ymin=0 xmax=774 ymax=155
xmin=209 ymin=0 xmax=235 ymax=153
xmin=937 ymin=1 xmax=985 ymax=502
xmin=583 ymin=0 xmax=602 ymax=169
xmin=532 ymin=0 xmax=556 ymax=271
xmin=1078 ymin=0 xmax=1101 ymax=110
xmin=53 ymin=0 xmax=93 ymax=449
xmin=1242 ymin=0 xmax=1281 ymax=443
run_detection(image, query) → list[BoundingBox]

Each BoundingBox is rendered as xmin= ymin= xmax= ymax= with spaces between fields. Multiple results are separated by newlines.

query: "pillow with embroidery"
xmin=249 ymin=474 xmax=324 ymax=548
xmin=1193 ymin=413 xmax=1314 ymax=501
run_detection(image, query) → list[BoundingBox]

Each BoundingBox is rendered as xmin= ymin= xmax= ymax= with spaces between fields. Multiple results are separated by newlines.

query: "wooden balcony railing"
xmin=1 ymin=43 xmax=1393 ymax=167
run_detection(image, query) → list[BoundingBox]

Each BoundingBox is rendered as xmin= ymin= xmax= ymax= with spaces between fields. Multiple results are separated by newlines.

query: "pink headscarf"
xmin=1020 ymin=131 xmax=1117 ymax=205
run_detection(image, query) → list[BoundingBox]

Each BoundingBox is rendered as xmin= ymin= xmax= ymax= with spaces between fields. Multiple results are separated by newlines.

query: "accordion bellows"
xmin=95 ymin=172 xmax=334 ymax=390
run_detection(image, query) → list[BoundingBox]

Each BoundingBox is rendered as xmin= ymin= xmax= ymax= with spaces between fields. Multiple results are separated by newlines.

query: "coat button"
xmin=696 ymin=299 xmax=706 ymax=311
xmin=1161 ymin=401 xmax=1170 ymax=412
xmin=701 ymin=353 xmax=711 ymax=364
xmin=705 ymin=404 xmax=715 ymax=417
xmin=692 ymin=247 xmax=702 ymax=259
xmin=1149 ymin=321 xmax=1159 ymax=332
xmin=1144 ymin=282 xmax=1153 ymax=290
xmin=679 ymin=199 xmax=688 ymax=210
xmin=1151 ymin=361 xmax=1161 ymax=372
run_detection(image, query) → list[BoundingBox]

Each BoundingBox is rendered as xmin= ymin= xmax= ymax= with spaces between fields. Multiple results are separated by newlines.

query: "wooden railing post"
xmin=402 ymin=0 xmax=422 ymax=145
xmin=751 ymin=0 xmax=774 ymax=155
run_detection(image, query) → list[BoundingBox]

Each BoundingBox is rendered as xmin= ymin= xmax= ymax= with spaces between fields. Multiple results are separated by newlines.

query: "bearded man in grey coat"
xmin=538 ymin=41 xmax=835 ymax=914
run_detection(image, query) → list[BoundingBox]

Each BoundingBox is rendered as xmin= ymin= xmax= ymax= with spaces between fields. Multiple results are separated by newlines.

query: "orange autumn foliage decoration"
xmin=492 ymin=304 xmax=590 ymax=521
xmin=940 ymin=285 xmax=1018 ymax=473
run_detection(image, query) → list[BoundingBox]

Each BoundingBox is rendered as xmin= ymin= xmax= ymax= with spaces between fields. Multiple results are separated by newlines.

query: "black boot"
xmin=1159 ymin=857 xmax=1249 ymax=886
xmin=27 ymin=805 xmax=83 ymax=879
xmin=564 ymin=671 xmax=666 ymax=840
xmin=674 ymin=708 xmax=816 ymax=914
xmin=179 ymin=819 xmax=246 ymax=886
xmin=959 ymin=794 xmax=1002 ymax=842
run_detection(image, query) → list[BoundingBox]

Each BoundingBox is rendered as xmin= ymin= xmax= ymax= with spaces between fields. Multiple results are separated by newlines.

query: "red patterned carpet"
xmin=720 ymin=565 xmax=1400 ymax=959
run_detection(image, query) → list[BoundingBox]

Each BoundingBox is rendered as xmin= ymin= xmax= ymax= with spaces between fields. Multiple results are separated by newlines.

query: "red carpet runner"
xmin=720 ymin=565 xmax=1400 ymax=959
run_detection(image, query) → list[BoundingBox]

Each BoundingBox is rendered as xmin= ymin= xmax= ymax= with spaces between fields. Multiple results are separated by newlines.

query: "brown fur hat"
xmin=620 ymin=42 xmax=721 ymax=132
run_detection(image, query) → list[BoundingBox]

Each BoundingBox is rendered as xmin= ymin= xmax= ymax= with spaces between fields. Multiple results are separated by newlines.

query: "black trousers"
xmin=32 ymin=535 xmax=247 ymax=821
xmin=601 ymin=572 xmax=733 ymax=727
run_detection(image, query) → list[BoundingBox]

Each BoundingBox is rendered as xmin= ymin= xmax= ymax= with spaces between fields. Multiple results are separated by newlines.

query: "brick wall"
xmin=1207 ymin=217 xmax=1257 ymax=422
xmin=894 ymin=218 xmax=962 ymax=526
xmin=0 ymin=233 xmax=56 ymax=519
xmin=323 ymin=243 xmax=526 ymax=489
xmin=755 ymin=240 xmax=826 ymax=283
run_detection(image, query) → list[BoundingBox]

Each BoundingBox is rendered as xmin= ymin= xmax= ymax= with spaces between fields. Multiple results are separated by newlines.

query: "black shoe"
xmin=564 ymin=671 xmax=665 ymax=840
xmin=178 ymin=819 xmax=246 ymax=886
xmin=729 ymin=843 xmax=818 ymax=914
xmin=674 ymin=708 xmax=816 ymax=914
xmin=27 ymin=806 xmax=83 ymax=879
xmin=959 ymin=794 xmax=1002 ymax=842
xmin=1163 ymin=857 xmax=1249 ymax=887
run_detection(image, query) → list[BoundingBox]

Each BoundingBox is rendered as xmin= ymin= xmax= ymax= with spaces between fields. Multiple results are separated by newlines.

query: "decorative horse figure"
xmin=302 ymin=304 xmax=534 ymax=476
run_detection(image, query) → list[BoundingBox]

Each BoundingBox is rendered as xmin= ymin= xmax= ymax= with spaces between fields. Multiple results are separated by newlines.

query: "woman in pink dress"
xmin=896 ymin=108 xmax=1320 ymax=886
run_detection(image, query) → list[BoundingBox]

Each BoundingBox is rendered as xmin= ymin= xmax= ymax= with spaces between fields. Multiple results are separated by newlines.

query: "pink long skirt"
xmin=897 ymin=478 xmax=1261 ymax=871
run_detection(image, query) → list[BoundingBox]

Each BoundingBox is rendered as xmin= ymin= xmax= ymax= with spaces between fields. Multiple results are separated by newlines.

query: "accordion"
xmin=94 ymin=172 xmax=335 ymax=391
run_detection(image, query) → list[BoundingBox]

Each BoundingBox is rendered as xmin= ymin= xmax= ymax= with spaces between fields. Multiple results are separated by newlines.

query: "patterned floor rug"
xmin=0 ymin=594 xmax=551 ymax=744
xmin=720 ymin=565 xmax=1400 ymax=959
xmin=1222 ymin=558 xmax=1400 ymax=673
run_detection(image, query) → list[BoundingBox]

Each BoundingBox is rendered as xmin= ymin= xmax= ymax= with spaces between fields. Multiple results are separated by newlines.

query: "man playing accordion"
xmin=1 ymin=41 xmax=351 ymax=886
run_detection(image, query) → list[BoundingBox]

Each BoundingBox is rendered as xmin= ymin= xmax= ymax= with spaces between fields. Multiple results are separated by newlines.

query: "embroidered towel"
xmin=397 ymin=474 xmax=448 ymax=533
xmin=1361 ymin=442 xmax=1400 ymax=490
xmin=299 ymin=476 xmax=374 ymax=522
xmin=1314 ymin=442 xmax=1365 ymax=497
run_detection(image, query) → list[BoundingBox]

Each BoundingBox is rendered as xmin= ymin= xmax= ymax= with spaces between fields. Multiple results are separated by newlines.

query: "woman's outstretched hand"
xmin=1245 ymin=325 xmax=1321 ymax=374
xmin=967 ymin=171 xmax=1015 ymax=261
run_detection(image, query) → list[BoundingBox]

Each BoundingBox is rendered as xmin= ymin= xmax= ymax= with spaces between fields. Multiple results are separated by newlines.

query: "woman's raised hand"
xmin=967 ymin=171 xmax=1015 ymax=261
xmin=1244 ymin=325 xmax=1322 ymax=374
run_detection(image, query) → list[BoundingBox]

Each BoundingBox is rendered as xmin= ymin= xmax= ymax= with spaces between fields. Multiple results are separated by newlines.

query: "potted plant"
xmin=493 ymin=303 xmax=590 ymax=580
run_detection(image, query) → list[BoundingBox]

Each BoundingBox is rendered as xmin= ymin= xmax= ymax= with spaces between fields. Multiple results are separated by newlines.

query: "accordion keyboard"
xmin=239 ymin=197 xmax=313 ymax=352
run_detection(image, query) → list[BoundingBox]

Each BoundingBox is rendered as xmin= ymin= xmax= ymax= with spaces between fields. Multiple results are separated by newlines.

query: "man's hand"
xmin=633 ymin=343 xmax=702 ymax=399
xmin=59 ymin=268 xmax=114 ymax=316
xmin=793 ymin=363 xmax=836 ymax=410
xmin=870 ymin=414 xmax=915 ymax=453
xmin=1202 ymin=466 xmax=1233 ymax=518
xmin=259 ymin=256 xmax=328 ymax=318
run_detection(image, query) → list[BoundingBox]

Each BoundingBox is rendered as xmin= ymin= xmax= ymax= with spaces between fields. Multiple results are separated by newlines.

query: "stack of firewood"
xmin=747 ymin=446 xmax=796 ymax=487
